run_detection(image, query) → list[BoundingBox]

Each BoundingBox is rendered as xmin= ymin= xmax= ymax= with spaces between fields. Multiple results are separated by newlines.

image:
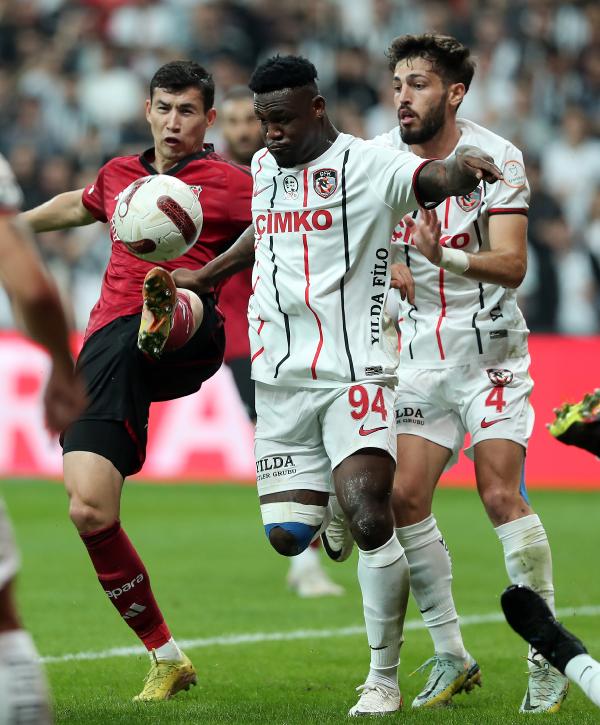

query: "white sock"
xmin=154 ymin=636 xmax=183 ymax=662
xmin=495 ymin=514 xmax=555 ymax=612
xmin=0 ymin=629 xmax=52 ymax=724
xmin=396 ymin=515 xmax=467 ymax=660
xmin=357 ymin=534 xmax=409 ymax=690
xmin=565 ymin=654 xmax=600 ymax=707
xmin=289 ymin=545 xmax=320 ymax=575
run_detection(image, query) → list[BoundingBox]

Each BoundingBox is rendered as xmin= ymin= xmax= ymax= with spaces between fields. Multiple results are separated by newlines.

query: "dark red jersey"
xmin=219 ymin=267 xmax=253 ymax=361
xmin=81 ymin=145 xmax=252 ymax=340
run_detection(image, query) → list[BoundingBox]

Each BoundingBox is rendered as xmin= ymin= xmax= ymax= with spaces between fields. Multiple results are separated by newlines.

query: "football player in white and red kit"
xmin=22 ymin=61 xmax=253 ymax=701
xmin=0 ymin=154 xmax=86 ymax=724
xmin=364 ymin=34 xmax=566 ymax=712
xmin=219 ymin=86 xmax=344 ymax=599
xmin=174 ymin=54 xmax=503 ymax=716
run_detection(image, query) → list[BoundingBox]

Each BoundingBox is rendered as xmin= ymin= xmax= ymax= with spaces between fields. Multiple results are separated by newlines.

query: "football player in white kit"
xmin=174 ymin=54 xmax=503 ymax=716
xmin=0 ymin=155 xmax=85 ymax=724
xmin=359 ymin=34 xmax=566 ymax=713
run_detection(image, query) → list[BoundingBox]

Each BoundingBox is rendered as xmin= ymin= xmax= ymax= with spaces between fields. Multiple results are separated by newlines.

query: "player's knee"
xmin=260 ymin=500 xmax=329 ymax=557
xmin=68 ymin=497 xmax=111 ymax=533
xmin=346 ymin=508 xmax=389 ymax=550
xmin=265 ymin=522 xmax=317 ymax=556
xmin=479 ymin=483 xmax=515 ymax=523
xmin=391 ymin=481 xmax=429 ymax=525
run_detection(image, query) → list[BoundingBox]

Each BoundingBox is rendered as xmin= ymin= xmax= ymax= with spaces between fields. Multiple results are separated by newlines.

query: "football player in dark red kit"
xmin=22 ymin=61 xmax=252 ymax=702
xmin=218 ymin=87 xmax=344 ymax=598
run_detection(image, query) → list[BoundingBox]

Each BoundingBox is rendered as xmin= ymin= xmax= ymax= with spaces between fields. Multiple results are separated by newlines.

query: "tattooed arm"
xmin=416 ymin=145 xmax=503 ymax=203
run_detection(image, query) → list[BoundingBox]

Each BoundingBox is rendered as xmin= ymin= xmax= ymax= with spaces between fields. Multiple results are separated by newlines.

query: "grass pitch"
xmin=3 ymin=480 xmax=600 ymax=724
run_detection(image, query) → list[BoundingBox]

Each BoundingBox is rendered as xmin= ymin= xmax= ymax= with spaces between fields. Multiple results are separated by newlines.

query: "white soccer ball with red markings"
xmin=112 ymin=174 xmax=203 ymax=262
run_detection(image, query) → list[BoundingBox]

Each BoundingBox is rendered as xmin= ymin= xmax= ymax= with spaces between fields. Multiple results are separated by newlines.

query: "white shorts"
xmin=394 ymin=356 xmax=534 ymax=468
xmin=255 ymin=381 xmax=396 ymax=496
xmin=0 ymin=500 xmax=19 ymax=589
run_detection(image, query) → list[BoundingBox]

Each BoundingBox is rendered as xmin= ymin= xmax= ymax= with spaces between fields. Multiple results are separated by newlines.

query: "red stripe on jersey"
xmin=488 ymin=207 xmax=528 ymax=216
xmin=435 ymin=267 xmax=446 ymax=360
xmin=253 ymin=149 xmax=269 ymax=186
xmin=302 ymin=233 xmax=324 ymax=379
xmin=303 ymin=167 xmax=309 ymax=206
xmin=251 ymin=318 xmax=266 ymax=363
xmin=412 ymin=158 xmax=438 ymax=209
xmin=444 ymin=197 xmax=451 ymax=228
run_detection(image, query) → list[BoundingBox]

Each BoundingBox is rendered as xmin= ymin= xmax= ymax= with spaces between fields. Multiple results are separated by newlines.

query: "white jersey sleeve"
xmin=359 ymin=143 xmax=430 ymax=215
xmin=486 ymin=144 xmax=530 ymax=215
xmin=0 ymin=155 xmax=23 ymax=213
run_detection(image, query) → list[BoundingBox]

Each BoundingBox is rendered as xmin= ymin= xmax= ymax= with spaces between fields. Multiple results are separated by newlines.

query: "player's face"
xmin=393 ymin=57 xmax=460 ymax=145
xmin=146 ymin=87 xmax=216 ymax=168
xmin=254 ymin=88 xmax=323 ymax=168
xmin=220 ymin=98 xmax=262 ymax=165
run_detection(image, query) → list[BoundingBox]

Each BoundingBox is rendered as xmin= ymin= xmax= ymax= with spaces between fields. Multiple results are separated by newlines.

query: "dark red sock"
xmin=310 ymin=539 xmax=321 ymax=550
xmin=80 ymin=521 xmax=171 ymax=650
xmin=165 ymin=292 xmax=196 ymax=351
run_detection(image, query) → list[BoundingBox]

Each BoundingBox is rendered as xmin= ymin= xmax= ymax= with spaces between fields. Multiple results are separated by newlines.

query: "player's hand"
xmin=401 ymin=210 xmax=442 ymax=267
xmin=390 ymin=261 xmax=415 ymax=305
xmin=43 ymin=357 xmax=87 ymax=434
xmin=455 ymin=145 xmax=503 ymax=186
xmin=172 ymin=267 xmax=213 ymax=296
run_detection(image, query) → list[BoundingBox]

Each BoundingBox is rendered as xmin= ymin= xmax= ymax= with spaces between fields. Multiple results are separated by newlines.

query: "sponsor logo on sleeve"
xmin=313 ymin=168 xmax=338 ymax=198
xmin=502 ymin=159 xmax=526 ymax=189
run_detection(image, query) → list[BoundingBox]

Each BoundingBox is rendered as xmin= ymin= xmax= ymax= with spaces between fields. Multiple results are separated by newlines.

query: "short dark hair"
xmin=150 ymin=60 xmax=215 ymax=110
xmin=386 ymin=34 xmax=475 ymax=90
xmin=249 ymin=55 xmax=318 ymax=95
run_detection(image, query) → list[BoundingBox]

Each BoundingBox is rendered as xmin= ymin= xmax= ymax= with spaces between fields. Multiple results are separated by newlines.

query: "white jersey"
xmin=0 ymin=154 xmax=23 ymax=212
xmin=249 ymin=133 xmax=428 ymax=388
xmin=373 ymin=118 xmax=530 ymax=368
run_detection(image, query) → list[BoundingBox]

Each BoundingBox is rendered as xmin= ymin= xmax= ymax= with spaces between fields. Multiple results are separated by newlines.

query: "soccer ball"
xmin=112 ymin=174 xmax=203 ymax=262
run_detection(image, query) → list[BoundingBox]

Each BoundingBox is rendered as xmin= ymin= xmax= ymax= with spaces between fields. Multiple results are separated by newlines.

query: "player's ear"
xmin=206 ymin=107 xmax=217 ymax=127
xmin=447 ymin=83 xmax=465 ymax=110
xmin=145 ymin=98 xmax=152 ymax=121
xmin=313 ymin=95 xmax=326 ymax=119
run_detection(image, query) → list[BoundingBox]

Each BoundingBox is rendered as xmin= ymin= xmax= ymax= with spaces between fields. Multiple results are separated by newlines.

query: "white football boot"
xmin=321 ymin=497 xmax=354 ymax=562
xmin=520 ymin=651 xmax=569 ymax=713
xmin=348 ymin=682 xmax=402 ymax=716
xmin=411 ymin=652 xmax=481 ymax=708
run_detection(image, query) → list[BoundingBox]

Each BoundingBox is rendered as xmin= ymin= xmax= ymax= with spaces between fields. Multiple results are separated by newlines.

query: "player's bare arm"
xmin=401 ymin=209 xmax=527 ymax=289
xmin=21 ymin=188 xmax=96 ymax=232
xmin=417 ymin=145 xmax=502 ymax=202
xmin=173 ymin=223 xmax=255 ymax=295
xmin=0 ymin=215 xmax=85 ymax=431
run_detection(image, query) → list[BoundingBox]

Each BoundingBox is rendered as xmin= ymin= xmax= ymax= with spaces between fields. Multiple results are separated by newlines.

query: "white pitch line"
xmin=41 ymin=604 xmax=600 ymax=665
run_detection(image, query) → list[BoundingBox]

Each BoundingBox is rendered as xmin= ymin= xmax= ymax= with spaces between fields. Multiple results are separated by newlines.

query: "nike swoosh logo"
xmin=481 ymin=417 xmax=511 ymax=428
xmin=253 ymin=183 xmax=274 ymax=197
xmin=419 ymin=606 xmax=434 ymax=614
xmin=369 ymin=645 xmax=387 ymax=650
xmin=359 ymin=424 xmax=387 ymax=436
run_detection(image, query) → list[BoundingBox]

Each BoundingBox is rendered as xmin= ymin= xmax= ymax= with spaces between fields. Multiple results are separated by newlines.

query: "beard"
xmin=399 ymin=92 xmax=447 ymax=145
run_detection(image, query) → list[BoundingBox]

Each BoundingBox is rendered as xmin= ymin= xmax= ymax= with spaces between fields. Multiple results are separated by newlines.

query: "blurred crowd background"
xmin=0 ymin=0 xmax=598 ymax=333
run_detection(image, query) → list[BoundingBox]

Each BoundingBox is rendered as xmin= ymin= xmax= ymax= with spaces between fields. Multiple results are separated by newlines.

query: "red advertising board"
xmin=0 ymin=332 xmax=598 ymax=487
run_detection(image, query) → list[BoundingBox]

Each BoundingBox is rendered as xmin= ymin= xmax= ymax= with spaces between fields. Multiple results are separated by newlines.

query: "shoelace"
xmin=355 ymin=683 xmax=396 ymax=700
xmin=526 ymin=656 xmax=564 ymax=701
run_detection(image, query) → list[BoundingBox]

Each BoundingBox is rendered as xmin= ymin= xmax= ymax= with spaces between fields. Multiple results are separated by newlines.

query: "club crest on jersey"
xmin=189 ymin=185 xmax=203 ymax=201
xmin=283 ymin=175 xmax=299 ymax=199
xmin=456 ymin=186 xmax=482 ymax=212
xmin=487 ymin=368 xmax=513 ymax=387
xmin=313 ymin=168 xmax=337 ymax=198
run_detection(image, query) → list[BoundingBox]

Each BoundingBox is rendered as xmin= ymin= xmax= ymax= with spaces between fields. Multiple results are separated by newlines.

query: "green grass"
xmin=3 ymin=480 xmax=600 ymax=724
